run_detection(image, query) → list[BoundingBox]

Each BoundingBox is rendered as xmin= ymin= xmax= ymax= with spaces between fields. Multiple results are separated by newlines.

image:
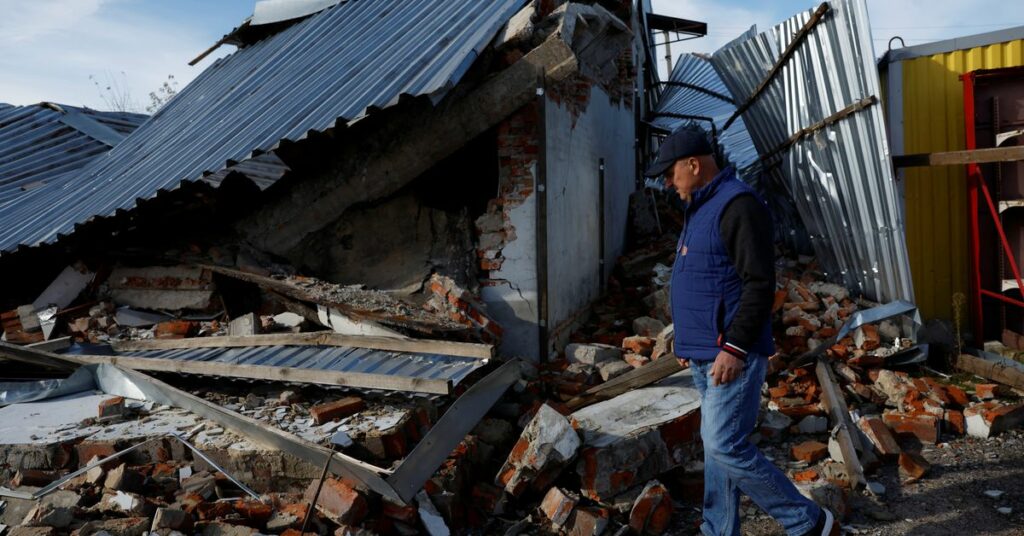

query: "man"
xmin=644 ymin=128 xmax=838 ymax=536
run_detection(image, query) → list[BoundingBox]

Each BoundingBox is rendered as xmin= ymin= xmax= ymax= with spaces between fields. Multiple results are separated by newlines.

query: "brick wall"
xmin=474 ymin=101 xmax=540 ymax=273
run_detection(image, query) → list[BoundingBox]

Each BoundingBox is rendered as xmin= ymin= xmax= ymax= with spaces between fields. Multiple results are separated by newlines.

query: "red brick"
xmin=622 ymin=336 xmax=655 ymax=356
xmin=233 ymin=500 xmax=273 ymax=523
xmin=10 ymin=469 xmax=57 ymax=488
xmin=769 ymin=386 xmax=790 ymax=399
xmin=857 ymin=325 xmax=880 ymax=350
xmin=309 ymin=397 xmax=365 ymax=425
xmin=540 ymin=487 xmax=578 ymax=528
xmin=197 ymin=501 xmax=235 ymax=520
xmin=77 ymin=440 xmax=118 ymax=465
xmin=974 ymin=384 xmax=1006 ymax=400
xmin=943 ymin=410 xmax=966 ymax=436
xmin=882 ymin=413 xmax=939 ymax=444
xmin=945 ymin=385 xmax=970 ymax=407
xmin=793 ymin=469 xmax=819 ymax=483
xmin=381 ymin=499 xmax=418 ymax=524
xmin=98 ymin=396 xmax=125 ymax=418
xmin=624 ymin=353 xmax=650 ymax=368
xmin=791 ymin=441 xmax=828 ymax=463
xmin=154 ymin=320 xmax=199 ymax=339
xmin=629 ymin=480 xmax=674 ymax=535
xmin=858 ymin=416 xmax=901 ymax=458
xmin=305 ymin=478 xmax=367 ymax=525
xmin=568 ymin=506 xmax=610 ymax=536
xmin=898 ymin=451 xmax=930 ymax=480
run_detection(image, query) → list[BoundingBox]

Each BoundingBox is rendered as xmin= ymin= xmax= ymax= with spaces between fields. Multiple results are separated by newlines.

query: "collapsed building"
xmin=2 ymin=0 xmax=1024 ymax=535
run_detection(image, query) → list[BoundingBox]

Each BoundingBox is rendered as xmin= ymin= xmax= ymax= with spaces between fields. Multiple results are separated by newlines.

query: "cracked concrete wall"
xmin=544 ymin=82 xmax=635 ymax=351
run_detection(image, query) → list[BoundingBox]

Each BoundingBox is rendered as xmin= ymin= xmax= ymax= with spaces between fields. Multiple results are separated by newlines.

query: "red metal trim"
xmin=963 ymin=71 xmax=985 ymax=340
xmin=980 ymin=289 xmax=1024 ymax=309
xmin=962 ymin=68 xmax=1024 ymax=341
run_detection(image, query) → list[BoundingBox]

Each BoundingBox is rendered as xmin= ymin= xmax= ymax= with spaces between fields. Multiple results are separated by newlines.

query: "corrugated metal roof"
xmin=710 ymin=0 xmax=914 ymax=304
xmin=73 ymin=344 xmax=484 ymax=391
xmin=0 ymin=103 xmax=146 ymax=204
xmin=652 ymin=54 xmax=759 ymax=171
xmin=0 ymin=0 xmax=525 ymax=255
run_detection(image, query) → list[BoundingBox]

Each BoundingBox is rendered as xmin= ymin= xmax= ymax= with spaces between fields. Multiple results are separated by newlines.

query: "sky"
xmin=0 ymin=0 xmax=1021 ymax=111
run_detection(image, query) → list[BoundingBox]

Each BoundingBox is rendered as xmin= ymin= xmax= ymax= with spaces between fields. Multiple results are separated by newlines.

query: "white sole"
xmin=821 ymin=508 xmax=836 ymax=535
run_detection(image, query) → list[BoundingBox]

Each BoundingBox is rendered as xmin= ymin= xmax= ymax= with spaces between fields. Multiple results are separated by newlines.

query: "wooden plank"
xmin=956 ymin=353 xmax=1024 ymax=391
xmin=893 ymin=145 xmax=1024 ymax=168
xmin=565 ymin=356 xmax=683 ymax=411
xmin=111 ymin=331 xmax=493 ymax=360
xmin=71 ymin=353 xmax=453 ymax=395
xmin=27 ymin=336 xmax=72 ymax=353
xmin=0 ymin=340 xmax=78 ymax=372
xmin=815 ymin=359 xmax=866 ymax=488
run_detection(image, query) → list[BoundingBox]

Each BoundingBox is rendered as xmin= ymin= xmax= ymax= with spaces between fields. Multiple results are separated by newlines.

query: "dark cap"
xmin=643 ymin=128 xmax=713 ymax=177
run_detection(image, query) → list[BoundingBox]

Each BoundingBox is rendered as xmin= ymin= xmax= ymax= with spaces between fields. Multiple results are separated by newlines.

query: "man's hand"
xmin=677 ymin=357 xmax=689 ymax=369
xmin=710 ymin=350 xmax=744 ymax=386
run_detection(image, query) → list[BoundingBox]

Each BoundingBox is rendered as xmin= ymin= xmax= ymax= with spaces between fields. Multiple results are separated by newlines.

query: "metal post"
xmin=662 ymin=31 xmax=673 ymax=76
xmin=963 ymin=71 xmax=984 ymax=341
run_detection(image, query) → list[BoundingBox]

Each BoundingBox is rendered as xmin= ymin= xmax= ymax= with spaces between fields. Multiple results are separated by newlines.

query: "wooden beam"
xmin=761 ymin=96 xmax=878 ymax=163
xmin=565 ymin=355 xmax=683 ymax=411
xmin=111 ymin=331 xmax=493 ymax=360
xmin=71 ymin=353 xmax=453 ymax=395
xmin=892 ymin=145 xmax=1024 ymax=168
xmin=955 ymin=353 xmax=1024 ymax=391
xmin=0 ymin=340 xmax=78 ymax=372
xmin=815 ymin=359 xmax=866 ymax=488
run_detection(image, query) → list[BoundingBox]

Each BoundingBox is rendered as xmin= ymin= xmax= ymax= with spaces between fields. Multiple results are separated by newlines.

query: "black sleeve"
xmin=718 ymin=194 xmax=775 ymax=359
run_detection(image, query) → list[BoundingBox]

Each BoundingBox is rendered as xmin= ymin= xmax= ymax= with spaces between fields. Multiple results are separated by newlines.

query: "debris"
xmin=497 ymin=404 xmax=580 ymax=496
xmin=984 ymin=490 xmax=1005 ymax=500
xmin=108 ymin=265 xmax=216 ymax=311
xmin=796 ymin=415 xmax=828 ymax=434
xmin=898 ymin=451 xmax=931 ymax=481
xmin=792 ymin=441 xmax=829 ymax=463
xmin=414 ymin=491 xmax=449 ymax=536
xmin=152 ymin=507 xmax=194 ymax=532
xmin=310 ymin=397 xmax=366 ymax=425
xmin=565 ymin=343 xmax=622 ymax=365
xmin=858 ymin=416 xmax=901 ymax=458
xmin=632 ymin=317 xmax=665 ymax=338
xmin=964 ymin=402 xmax=1024 ymax=438
xmin=304 ymin=478 xmax=367 ymax=525
xmin=627 ymin=480 xmax=673 ymax=535
xmin=539 ymin=487 xmax=578 ymax=528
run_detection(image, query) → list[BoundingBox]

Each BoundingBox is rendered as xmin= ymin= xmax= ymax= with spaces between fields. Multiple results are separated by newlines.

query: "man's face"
xmin=664 ymin=157 xmax=701 ymax=201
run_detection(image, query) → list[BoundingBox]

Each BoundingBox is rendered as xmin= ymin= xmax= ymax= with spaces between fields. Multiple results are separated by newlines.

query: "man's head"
xmin=644 ymin=129 xmax=719 ymax=201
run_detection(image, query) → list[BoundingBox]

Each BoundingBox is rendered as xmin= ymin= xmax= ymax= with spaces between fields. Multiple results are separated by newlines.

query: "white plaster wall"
xmin=544 ymin=85 xmax=636 ymax=351
xmin=482 ymin=163 xmax=539 ymax=359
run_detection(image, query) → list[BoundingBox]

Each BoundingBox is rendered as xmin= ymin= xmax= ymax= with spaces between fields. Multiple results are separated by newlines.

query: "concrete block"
xmin=77 ymin=517 xmax=152 ymax=536
xmin=566 ymin=343 xmax=622 ymax=365
xmin=596 ymin=359 xmax=632 ymax=381
xmin=572 ymin=376 xmax=701 ymax=501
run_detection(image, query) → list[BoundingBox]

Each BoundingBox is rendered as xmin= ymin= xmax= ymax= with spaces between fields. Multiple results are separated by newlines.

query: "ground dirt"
xmin=670 ymin=430 xmax=1024 ymax=535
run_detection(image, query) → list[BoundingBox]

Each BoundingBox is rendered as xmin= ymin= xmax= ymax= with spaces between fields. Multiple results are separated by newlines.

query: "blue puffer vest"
xmin=671 ymin=167 xmax=774 ymax=360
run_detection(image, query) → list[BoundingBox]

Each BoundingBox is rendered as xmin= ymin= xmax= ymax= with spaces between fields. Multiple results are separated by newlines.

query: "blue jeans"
xmin=690 ymin=356 xmax=820 ymax=536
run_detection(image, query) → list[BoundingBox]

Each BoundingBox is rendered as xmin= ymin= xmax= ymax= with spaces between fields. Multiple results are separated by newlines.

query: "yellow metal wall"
xmin=900 ymin=40 xmax=1024 ymax=321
